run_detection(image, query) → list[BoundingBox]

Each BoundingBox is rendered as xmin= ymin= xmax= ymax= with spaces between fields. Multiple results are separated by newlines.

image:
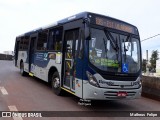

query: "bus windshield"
xmin=89 ymin=28 xmax=141 ymax=73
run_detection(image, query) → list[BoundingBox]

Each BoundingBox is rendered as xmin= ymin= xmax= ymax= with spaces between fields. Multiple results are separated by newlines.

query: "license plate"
xmin=117 ymin=92 xmax=127 ymax=97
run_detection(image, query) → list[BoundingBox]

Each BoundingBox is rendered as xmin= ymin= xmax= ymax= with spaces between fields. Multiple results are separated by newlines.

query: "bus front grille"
xmin=101 ymin=74 xmax=137 ymax=81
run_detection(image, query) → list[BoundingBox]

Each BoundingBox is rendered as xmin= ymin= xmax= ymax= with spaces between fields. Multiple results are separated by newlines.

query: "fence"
xmin=0 ymin=54 xmax=13 ymax=60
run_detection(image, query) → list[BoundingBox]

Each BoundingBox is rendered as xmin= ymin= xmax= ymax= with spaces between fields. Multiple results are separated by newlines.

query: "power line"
xmin=141 ymin=34 xmax=160 ymax=42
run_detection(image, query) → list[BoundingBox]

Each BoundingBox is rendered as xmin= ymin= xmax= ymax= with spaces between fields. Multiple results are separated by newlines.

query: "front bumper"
xmin=83 ymin=82 xmax=142 ymax=100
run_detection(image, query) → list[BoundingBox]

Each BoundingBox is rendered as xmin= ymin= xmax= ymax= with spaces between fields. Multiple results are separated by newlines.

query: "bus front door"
xmin=28 ymin=36 xmax=36 ymax=74
xmin=63 ymin=29 xmax=79 ymax=91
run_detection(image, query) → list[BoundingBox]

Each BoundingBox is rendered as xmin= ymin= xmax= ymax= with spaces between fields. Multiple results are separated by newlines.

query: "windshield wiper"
xmin=104 ymin=29 xmax=119 ymax=52
xmin=123 ymin=38 xmax=127 ymax=62
xmin=127 ymin=34 xmax=132 ymax=57
xmin=104 ymin=29 xmax=120 ymax=61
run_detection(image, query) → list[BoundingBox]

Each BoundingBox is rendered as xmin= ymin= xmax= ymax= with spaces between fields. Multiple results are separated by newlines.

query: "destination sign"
xmin=95 ymin=17 xmax=135 ymax=34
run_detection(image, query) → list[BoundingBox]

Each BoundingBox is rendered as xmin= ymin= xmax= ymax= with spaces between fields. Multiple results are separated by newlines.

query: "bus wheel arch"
xmin=48 ymin=67 xmax=58 ymax=83
xmin=48 ymin=67 xmax=63 ymax=96
xmin=20 ymin=60 xmax=27 ymax=76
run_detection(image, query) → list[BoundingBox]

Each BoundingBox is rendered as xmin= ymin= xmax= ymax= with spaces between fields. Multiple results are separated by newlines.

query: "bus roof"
xmin=17 ymin=12 xmax=138 ymax=37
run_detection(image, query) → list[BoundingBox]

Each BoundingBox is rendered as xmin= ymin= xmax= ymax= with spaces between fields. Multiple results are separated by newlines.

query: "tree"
xmin=149 ymin=50 xmax=159 ymax=72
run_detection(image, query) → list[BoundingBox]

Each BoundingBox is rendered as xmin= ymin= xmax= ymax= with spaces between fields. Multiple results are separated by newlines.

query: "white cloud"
xmin=0 ymin=0 xmax=160 ymax=53
xmin=0 ymin=0 xmax=39 ymax=5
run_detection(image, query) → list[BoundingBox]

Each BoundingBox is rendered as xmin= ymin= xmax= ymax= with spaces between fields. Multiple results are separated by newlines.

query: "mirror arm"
xmin=83 ymin=18 xmax=91 ymax=40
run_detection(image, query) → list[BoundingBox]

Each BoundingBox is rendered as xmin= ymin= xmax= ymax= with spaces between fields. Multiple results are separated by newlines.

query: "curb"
xmin=142 ymin=87 xmax=160 ymax=101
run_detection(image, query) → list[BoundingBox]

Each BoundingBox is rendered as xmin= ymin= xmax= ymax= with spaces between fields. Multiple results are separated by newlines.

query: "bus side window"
xmin=48 ymin=27 xmax=63 ymax=51
xmin=37 ymin=31 xmax=48 ymax=50
xmin=19 ymin=36 xmax=29 ymax=51
xmin=48 ymin=31 xmax=54 ymax=50
xmin=65 ymin=29 xmax=79 ymax=59
xmin=19 ymin=38 xmax=23 ymax=50
xmin=23 ymin=36 xmax=30 ymax=50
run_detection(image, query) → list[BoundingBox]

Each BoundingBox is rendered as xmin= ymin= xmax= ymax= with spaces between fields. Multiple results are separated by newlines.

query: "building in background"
xmin=3 ymin=51 xmax=14 ymax=55
xmin=0 ymin=51 xmax=13 ymax=60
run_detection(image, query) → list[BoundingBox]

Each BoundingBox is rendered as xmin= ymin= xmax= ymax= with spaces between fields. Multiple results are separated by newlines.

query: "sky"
xmin=0 ymin=0 xmax=160 ymax=59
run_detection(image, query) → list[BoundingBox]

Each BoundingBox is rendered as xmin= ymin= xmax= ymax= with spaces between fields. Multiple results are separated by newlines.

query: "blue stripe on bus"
xmin=34 ymin=52 xmax=50 ymax=68
xmin=75 ymin=40 xmax=96 ymax=81
xmin=75 ymin=58 xmax=83 ymax=79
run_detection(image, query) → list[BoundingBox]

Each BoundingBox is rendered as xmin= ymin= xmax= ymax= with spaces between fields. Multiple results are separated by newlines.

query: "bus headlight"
xmin=86 ymin=71 xmax=99 ymax=87
xmin=132 ymin=77 xmax=142 ymax=88
xmin=137 ymin=77 xmax=142 ymax=88
xmin=137 ymin=80 xmax=142 ymax=88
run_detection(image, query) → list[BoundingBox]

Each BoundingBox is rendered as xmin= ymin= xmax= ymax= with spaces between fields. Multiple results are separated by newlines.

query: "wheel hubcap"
xmin=53 ymin=78 xmax=60 ymax=88
xmin=20 ymin=65 xmax=23 ymax=74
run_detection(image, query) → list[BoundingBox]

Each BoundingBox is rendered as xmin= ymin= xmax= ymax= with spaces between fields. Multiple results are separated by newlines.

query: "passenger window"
xmin=65 ymin=29 xmax=79 ymax=58
xmin=48 ymin=27 xmax=63 ymax=51
xmin=37 ymin=31 xmax=48 ymax=50
xmin=19 ymin=36 xmax=29 ymax=50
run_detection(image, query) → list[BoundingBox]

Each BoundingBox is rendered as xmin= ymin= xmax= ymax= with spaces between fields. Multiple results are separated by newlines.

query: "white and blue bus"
xmin=14 ymin=12 xmax=142 ymax=100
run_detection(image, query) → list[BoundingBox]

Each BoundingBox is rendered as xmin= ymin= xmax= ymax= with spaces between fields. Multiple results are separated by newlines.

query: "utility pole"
xmin=146 ymin=50 xmax=149 ymax=75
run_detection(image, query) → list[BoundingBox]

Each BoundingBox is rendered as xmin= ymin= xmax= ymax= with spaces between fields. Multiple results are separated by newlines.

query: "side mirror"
xmin=91 ymin=38 xmax=96 ymax=47
xmin=107 ymin=40 xmax=110 ymax=51
xmin=131 ymin=42 xmax=134 ymax=51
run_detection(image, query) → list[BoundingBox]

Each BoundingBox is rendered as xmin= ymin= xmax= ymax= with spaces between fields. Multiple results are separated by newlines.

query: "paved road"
xmin=0 ymin=60 xmax=160 ymax=120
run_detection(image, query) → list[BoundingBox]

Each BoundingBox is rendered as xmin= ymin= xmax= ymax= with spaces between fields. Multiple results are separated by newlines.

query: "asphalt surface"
xmin=0 ymin=60 xmax=160 ymax=120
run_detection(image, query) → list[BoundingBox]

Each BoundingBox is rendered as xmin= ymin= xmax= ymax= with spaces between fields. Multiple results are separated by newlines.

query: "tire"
xmin=51 ymin=72 xmax=63 ymax=96
xmin=20 ymin=62 xmax=27 ymax=76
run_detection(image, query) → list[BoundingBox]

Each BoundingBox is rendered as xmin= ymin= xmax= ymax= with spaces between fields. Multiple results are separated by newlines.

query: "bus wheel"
xmin=20 ymin=62 xmax=27 ymax=76
xmin=51 ymin=72 xmax=63 ymax=95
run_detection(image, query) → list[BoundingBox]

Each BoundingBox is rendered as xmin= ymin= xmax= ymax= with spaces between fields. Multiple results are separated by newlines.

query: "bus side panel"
xmin=47 ymin=58 xmax=62 ymax=82
xmin=32 ymin=51 xmax=50 ymax=81
xmin=17 ymin=51 xmax=29 ymax=72
xmin=33 ymin=65 xmax=49 ymax=81
xmin=75 ymin=58 xmax=84 ymax=98
xmin=75 ymin=78 xmax=83 ymax=98
xmin=32 ymin=52 xmax=62 ymax=82
xmin=74 ymin=40 xmax=90 ymax=98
